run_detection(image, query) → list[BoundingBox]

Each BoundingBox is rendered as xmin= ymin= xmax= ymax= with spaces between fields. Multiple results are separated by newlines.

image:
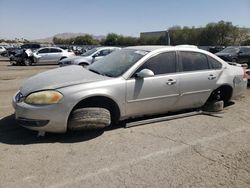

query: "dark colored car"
xmin=215 ymin=46 xmax=250 ymax=66
xmin=6 ymin=47 xmax=22 ymax=57
xmin=21 ymin=43 xmax=41 ymax=51
xmin=209 ymin=46 xmax=225 ymax=54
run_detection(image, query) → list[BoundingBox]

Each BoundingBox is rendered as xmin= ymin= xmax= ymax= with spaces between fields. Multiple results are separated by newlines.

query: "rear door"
xmin=49 ymin=48 xmax=63 ymax=64
xmin=126 ymin=51 xmax=180 ymax=117
xmin=175 ymin=51 xmax=220 ymax=109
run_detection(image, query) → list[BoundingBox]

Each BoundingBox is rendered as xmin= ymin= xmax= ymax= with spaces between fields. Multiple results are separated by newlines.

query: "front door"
xmin=36 ymin=48 xmax=50 ymax=63
xmin=126 ymin=51 xmax=180 ymax=117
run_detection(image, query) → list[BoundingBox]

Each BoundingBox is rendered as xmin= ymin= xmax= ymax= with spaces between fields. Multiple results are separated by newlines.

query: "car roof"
xmin=38 ymin=47 xmax=64 ymax=50
xmin=126 ymin=45 xmax=172 ymax=52
xmin=95 ymin=46 xmax=120 ymax=50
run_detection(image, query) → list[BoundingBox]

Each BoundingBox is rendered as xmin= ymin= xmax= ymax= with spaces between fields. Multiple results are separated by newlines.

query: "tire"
xmin=10 ymin=61 xmax=16 ymax=66
xmin=203 ymin=100 xmax=224 ymax=112
xmin=24 ymin=58 xmax=32 ymax=66
xmin=68 ymin=107 xmax=111 ymax=131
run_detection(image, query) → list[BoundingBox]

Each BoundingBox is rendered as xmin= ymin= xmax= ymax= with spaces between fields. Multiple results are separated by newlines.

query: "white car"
xmin=0 ymin=46 xmax=7 ymax=55
xmin=59 ymin=47 xmax=121 ymax=66
xmin=33 ymin=47 xmax=75 ymax=64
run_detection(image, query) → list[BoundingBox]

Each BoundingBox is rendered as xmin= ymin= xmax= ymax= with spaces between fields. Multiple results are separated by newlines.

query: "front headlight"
xmin=25 ymin=90 xmax=63 ymax=105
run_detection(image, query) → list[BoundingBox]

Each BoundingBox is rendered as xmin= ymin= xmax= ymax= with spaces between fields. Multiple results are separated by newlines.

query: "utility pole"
xmin=166 ymin=30 xmax=171 ymax=45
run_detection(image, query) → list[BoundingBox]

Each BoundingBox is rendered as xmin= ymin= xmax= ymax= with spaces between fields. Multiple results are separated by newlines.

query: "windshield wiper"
xmin=88 ymin=68 xmax=111 ymax=77
xmin=88 ymin=68 xmax=102 ymax=75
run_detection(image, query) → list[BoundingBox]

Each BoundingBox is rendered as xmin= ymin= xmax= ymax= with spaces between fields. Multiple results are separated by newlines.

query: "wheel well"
xmin=208 ymin=85 xmax=233 ymax=104
xmin=79 ymin=62 xmax=89 ymax=66
xmin=70 ymin=96 xmax=120 ymax=124
xmin=60 ymin=56 xmax=67 ymax=60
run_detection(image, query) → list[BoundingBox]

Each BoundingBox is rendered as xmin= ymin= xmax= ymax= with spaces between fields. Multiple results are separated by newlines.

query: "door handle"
xmin=166 ymin=79 xmax=176 ymax=85
xmin=208 ymin=74 xmax=216 ymax=80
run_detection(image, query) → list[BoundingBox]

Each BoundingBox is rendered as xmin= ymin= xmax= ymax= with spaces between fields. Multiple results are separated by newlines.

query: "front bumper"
xmin=12 ymin=92 xmax=69 ymax=133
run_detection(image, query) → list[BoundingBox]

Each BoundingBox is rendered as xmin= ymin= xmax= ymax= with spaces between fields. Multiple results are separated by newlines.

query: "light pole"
xmin=166 ymin=30 xmax=171 ymax=45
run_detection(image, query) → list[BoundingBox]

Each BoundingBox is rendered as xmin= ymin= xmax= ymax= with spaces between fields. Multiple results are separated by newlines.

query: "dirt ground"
xmin=0 ymin=56 xmax=250 ymax=188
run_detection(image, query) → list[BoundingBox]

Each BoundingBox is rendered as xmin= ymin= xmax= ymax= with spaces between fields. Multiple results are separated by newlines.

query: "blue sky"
xmin=0 ymin=0 xmax=249 ymax=40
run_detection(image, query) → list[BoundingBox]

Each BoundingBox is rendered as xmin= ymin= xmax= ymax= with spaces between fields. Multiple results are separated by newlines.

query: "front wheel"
xmin=24 ymin=58 xmax=32 ymax=66
xmin=68 ymin=107 xmax=111 ymax=131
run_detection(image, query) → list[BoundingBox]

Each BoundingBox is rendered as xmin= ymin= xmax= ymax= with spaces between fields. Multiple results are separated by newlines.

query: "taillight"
xmin=243 ymin=67 xmax=248 ymax=80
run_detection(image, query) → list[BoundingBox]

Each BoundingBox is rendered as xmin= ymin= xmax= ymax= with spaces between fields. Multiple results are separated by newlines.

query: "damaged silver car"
xmin=13 ymin=46 xmax=247 ymax=134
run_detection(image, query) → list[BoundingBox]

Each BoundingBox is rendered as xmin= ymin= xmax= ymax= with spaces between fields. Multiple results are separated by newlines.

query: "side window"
xmin=136 ymin=52 xmax=176 ymax=76
xmin=179 ymin=51 xmax=209 ymax=72
xmin=99 ymin=50 xmax=111 ymax=56
xmin=50 ymin=48 xmax=62 ymax=53
xmin=38 ymin=48 xmax=49 ymax=53
xmin=208 ymin=56 xmax=222 ymax=69
xmin=240 ymin=47 xmax=250 ymax=53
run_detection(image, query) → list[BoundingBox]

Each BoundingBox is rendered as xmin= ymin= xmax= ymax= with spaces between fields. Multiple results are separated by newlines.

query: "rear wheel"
xmin=68 ymin=107 xmax=111 ymax=131
xmin=203 ymin=86 xmax=232 ymax=112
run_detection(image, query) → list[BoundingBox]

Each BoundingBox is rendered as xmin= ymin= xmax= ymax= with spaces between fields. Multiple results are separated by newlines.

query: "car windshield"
xmin=219 ymin=47 xmax=239 ymax=53
xmin=81 ymin=48 xmax=98 ymax=57
xmin=88 ymin=49 xmax=148 ymax=77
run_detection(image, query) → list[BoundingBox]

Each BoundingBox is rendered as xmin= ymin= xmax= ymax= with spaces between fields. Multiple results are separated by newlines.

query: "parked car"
xmin=209 ymin=46 xmax=225 ymax=54
xmin=33 ymin=47 xmax=75 ymax=65
xmin=9 ymin=48 xmax=33 ymax=66
xmin=13 ymin=46 xmax=247 ymax=133
xmin=59 ymin=46 xmax=120 ymax=66
xmin=0 ymin=46 xmax=7 ymax=55
xmin=215 ymin=46 xmax=250 ymax=66
xmin=21 ymin=43 xmax=41 ymax=51
xmin=6 ymin=46 xmax=21 ymax=56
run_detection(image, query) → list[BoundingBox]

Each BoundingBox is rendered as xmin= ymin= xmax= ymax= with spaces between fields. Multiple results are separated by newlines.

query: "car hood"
xmin=20 ymin=65 xmax=108 ymax=96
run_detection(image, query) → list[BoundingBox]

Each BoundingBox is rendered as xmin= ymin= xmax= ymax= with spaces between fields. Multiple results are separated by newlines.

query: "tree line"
xmin=51 ymin=21 xmax=248 ymax=46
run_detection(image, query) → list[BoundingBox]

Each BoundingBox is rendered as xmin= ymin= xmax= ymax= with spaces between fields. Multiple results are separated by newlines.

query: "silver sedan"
xmin=59 ymin=46 xmax=121 ymax=66
xmin=13 ymin=46 xmax=247 ymax=134
xmin=33 ymin=47 xmax=75 ymax=64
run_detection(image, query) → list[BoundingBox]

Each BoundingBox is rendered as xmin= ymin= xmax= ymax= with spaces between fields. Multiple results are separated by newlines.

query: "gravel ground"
xmin=0 ymin=57 xmax=249 ymax=188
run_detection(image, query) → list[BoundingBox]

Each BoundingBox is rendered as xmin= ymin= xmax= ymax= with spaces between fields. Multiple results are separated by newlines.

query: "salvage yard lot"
xmin=0 ymin=56 xmax=250 ymax=187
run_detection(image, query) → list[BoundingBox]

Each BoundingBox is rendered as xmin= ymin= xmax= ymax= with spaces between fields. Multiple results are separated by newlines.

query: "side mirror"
xmin=135 ymin=69 xmax=154 ymax=78
xmin=92 ymin=53 xmax=99 ymax=58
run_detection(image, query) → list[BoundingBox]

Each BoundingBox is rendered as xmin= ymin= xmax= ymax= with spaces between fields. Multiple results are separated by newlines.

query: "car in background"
xmin=13 ymin=46 xmax=247 ymax=133
xmin=209 ymin=46 xmax=225 ymax=54
xmin=33 ymin=47 xmax=75 ymax=65
xmin=21 ymin=43 xmax=41 ymax=51
xmin=0 ymin=46 xmax=7 ymax=56
xmin=59 ymin=46 xmax=121 ymax=66
xmin=215 ymin=46 xmax=250 ymax=66
xmin=6 ymin=46 xmax=21 ymax=56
